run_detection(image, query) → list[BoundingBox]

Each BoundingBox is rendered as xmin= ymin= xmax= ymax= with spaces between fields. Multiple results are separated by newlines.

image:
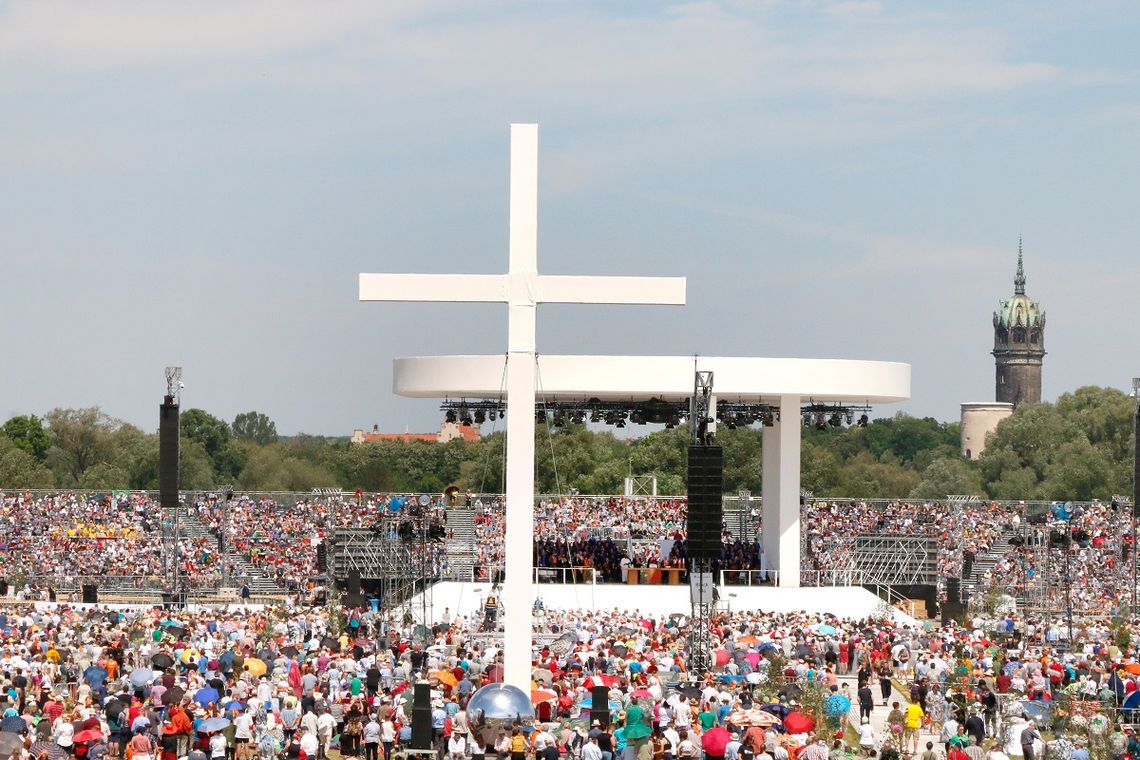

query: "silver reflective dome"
xmin=466 ymin=684 xmax=535 ymax=727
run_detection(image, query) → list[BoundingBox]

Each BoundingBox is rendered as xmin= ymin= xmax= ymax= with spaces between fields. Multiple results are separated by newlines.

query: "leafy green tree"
xmin=181 ymin=440 xmax=218 ymax=490
xmin=834 ymin=451 xmax=921 ymax=497
xmin=238 ymin=445 xmax=338 ymax=491
xmin=0 ymin=437 xmax=54 ymax=487
xmin=1040 ymin=438 xmax=1121 ymax=501
xmin=909 ymin=456 xmax=984 ymax=499
xmin=180 ymin=408 xmax=231 ymax=457
xmin=1055 ymin=386 xmax=1135 ymax=462
xmin=718 ymin=428 xmax=763 ymax=493
xmin=801 ymin=441 xmax=842 ymax=496
xmin=232 ymin=411 xmax=278 ymax=445
xmin=630 ymin=428 xmax=689 ymax=494
xmin=44 ymin=407 xmax=125 ymax=486
xmin=77 ymin=462 xmax=128 ymax=489
xmin=2 ymin=415 xmax=51 ymax=461
xmin=977 ymin=403 xmax=1080 ymax=494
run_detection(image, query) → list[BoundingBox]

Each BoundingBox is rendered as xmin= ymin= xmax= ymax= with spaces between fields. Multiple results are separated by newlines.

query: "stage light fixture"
xmin=474 ymin=410 xmax=486 ymax=424
xmin=445 ymin=410 xmax=457 ymax=424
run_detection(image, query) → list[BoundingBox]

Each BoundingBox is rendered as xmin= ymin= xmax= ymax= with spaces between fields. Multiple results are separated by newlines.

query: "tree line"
xmin=0 ymin=385 xmax=1133 ymax=501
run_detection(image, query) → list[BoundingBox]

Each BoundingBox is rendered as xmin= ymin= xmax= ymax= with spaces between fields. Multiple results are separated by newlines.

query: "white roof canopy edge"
xmin=392 ymin=355 xmax=911 ymax=404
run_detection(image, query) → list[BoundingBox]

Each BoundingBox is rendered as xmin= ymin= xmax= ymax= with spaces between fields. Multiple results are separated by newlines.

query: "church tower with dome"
xmin=992 ymin=240 xmax=1045 ymax=406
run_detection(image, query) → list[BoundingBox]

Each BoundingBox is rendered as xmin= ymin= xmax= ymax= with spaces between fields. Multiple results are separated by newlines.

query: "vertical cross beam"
xmin=502 ymin=124 xmax=539 ymax=688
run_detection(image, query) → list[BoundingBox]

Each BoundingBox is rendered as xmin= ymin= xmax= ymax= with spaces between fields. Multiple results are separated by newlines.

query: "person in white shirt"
xmin=857 ymin=718 xmax=877 ymax=751
xmin=300 ymin=728 xmax=320 ymax=760
xmin=584 ymin=736 xmax=603 ymax=760
xmin=210 ymin=732 xmax=228 ymax=759
xmin=317 ymin=709 xmax=337 ymax=760
xmin=447 ymin=733 xmax=469 ymax=760
xmin=362 ymin=718 xmax=382 ymax=760
xmin=234 ymin=711 xmax=254 ymax=760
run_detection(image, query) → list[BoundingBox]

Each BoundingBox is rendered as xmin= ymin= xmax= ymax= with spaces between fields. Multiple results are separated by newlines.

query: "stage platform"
xmin=403 ymin=581 xmax=921 ymax=627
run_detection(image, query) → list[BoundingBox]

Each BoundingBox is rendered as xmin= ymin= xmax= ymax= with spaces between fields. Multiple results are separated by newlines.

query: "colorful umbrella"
xmin=161 ymin=686 xmax=185 ymax=706
xmin=824 ymin=695 xmax=851 ymax=717
xmin=783 ymin=711 xmax=815 ymax=734
xmin=531 ymin=689 xmax=557 ymax=705
xmin=702 ymin=726 xmax=731 ymax=756
xmin=129 ymin=668 xmax=155 ymax=687
xmin=630 ymin=689 xmax=654 ymax=699
xmin=244 ymin=658 xmax=267 ymax=677
xmin=73 ymin=730 xmax=103 ymax=743
xmin=199 ymin=718 xmax=231 ymax=733
xmin=195 ymin=687 xmax=220 ymax=706
xmin=151 ymin=653 xmax=174 ymax=670
xmin=583 ymin=675 xmax=616 ymax=689
xmin=433 ymin=670 xmax=457 ymax=688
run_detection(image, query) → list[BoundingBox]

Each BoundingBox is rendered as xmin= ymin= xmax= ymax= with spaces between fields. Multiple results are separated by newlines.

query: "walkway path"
xmin=837 ymin=671 xmax=942 ymax=755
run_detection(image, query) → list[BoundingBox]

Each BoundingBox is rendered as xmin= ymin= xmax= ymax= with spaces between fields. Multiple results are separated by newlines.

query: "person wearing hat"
xmin=624 ymin=704 xmax=653 ymax=760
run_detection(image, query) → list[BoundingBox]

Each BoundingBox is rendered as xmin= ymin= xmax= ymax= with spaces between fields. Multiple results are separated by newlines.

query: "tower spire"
xmin=1014 ymin=236 xmax=1026 ymax=295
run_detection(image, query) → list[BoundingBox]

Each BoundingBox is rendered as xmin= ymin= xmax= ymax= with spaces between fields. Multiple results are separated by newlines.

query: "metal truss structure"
xmin=852 ymin=534 xmax=939 ymax=586
xmin=438 ymin=397 xmax=873 ymax=431
xmin=329 ymin=513 xmax=441 ymax=618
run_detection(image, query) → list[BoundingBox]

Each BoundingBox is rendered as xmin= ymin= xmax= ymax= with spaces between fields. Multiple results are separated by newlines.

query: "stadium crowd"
xmin=0 ymin=592 xmax=1129 ymax=760
xmin=4 ymin=490 xmax=1140 ymax=615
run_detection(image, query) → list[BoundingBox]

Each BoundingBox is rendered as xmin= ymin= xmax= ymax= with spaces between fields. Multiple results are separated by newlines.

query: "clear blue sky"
xmin=1 ymin=1 xmax=1137 ymax=435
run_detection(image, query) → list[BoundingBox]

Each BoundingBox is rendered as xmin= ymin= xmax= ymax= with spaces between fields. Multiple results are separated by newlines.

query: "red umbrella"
xmin=783 ymin=711 xmax=815 ymax=734
xmin=630 ymin=689 xmax=653 ymax=699
xmin=584 ymin=675 xmax=616 ymax=689
xmin=714 ymin=650 xmax=730 ymax=667
xmin=73 ymin=730 xmax=103 ymax=743
xmin=702 ymin=726 xmax=731 ymax=757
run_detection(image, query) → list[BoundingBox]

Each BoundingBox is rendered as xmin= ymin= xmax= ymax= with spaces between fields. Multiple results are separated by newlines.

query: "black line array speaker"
xmin=687 ymin=444 xmax=724 ymax=560
xmin=347 ymin=569 xmax=361 ymax=595
xmin=159 ymin=398 xmax=180 ymax=510
xmin=81 ymin=584 xmax=98 ymax=604
xmin=315 ymin=543 xmax=327 ymax=572
xmin=591 ymin=685 xmax=610 ymax=728
xmin=410 ymin=682 xmax=433 ymax=750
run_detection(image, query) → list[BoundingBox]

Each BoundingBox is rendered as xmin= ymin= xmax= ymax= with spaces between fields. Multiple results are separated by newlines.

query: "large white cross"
xmin=360 ymin=123 xmax=686 ymax=690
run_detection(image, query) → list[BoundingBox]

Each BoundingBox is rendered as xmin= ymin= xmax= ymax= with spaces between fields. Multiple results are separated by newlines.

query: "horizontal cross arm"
xmin=359 ymin=273 xmax=508 ymax=303
xmin=539 ymin=275 xmax=686 ymax=305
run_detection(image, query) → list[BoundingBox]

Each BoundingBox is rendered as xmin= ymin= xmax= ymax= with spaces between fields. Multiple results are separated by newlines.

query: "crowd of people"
xmin=6 ymin=490 xmax=1140 ymax=615
xmin=0 ymin=592 xmax=1133 ymax=760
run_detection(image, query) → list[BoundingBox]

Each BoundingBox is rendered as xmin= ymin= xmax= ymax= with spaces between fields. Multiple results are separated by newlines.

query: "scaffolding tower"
xmin=329 ymin=510 xmax=441 ymax=622
xmin=852 ymin=535 xmax=939 ymax=586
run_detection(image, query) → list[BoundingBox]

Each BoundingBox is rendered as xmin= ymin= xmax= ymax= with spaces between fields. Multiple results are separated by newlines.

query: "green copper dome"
xmin=996 ymin=293 xmax=1042 ymax=328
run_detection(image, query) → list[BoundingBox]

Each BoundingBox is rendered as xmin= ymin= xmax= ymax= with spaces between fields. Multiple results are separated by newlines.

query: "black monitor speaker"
xmin=81 ymin=584 xmax=98 ymax=604
xmin=591 ymin=685 xmax=610 ymax=728
xmin=410 ymin=682 xmax=433 ymax=749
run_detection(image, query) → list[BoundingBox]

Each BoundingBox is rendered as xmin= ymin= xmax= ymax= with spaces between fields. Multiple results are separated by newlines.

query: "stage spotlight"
xmin=844 ymin=411 xmax=854 ymax=426
xmin=498 ymin=410 xmax=505 ymax=420
xmin=536 ymin=409 xmax=548 ymax=423
xmin=828 ymin=412 xmax=842 ymax=427
xmin=445 ymin=410 xmax=457 ymax=424
xmin=858 ymin=414 xmax=869 ymax=427
xmin=590 ymin=410 xmax=602 ymax=423
xmin=473 ymin=410 xmax=486 ymax=424
xmin=815 ymin=413 xmax=827 ymax=430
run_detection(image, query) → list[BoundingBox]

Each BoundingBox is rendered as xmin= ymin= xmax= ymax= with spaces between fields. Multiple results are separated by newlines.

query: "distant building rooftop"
xmin=351 ymin=421 xmax=480 ymax=445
